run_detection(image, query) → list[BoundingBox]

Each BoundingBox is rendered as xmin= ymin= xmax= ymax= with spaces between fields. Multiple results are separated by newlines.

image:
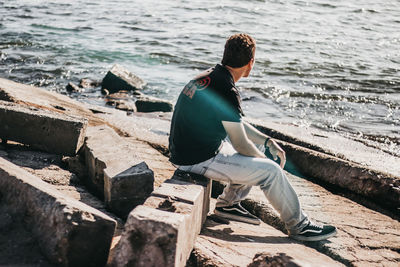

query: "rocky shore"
xmin=0 ymin=75 xmax=399 ymax=267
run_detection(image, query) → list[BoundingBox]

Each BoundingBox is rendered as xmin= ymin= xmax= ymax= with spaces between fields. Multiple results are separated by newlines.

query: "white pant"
xmin=178 ymin=140 xmax=309 ymax=234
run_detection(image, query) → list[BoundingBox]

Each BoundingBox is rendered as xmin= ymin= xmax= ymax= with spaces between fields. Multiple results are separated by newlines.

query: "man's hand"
xmin=266 ymin=139 xmax=286 ymax=169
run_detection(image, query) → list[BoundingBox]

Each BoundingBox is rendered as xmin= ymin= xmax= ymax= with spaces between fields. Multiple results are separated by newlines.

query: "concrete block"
xmin=279 ymin=141 xmax=400 ymax=207
xmin=104 ymin=162 xmax=154 ymax=218
xmin=0 ymin=100 xmax=87 ymax=156
xmin=112 ymin=205 xmax=189 ymax=267
xmin=83 ymin=126 xmax=154 ymax=216
xmin=0 ymin=157 xmax=116 ymax=267
xmin=111 ymin=178 xmax=207 ymax=267
xmin=171 ymin=169 xmax=212 ymax=224
xmin=101 ymin=64 xmax=146 ymax=94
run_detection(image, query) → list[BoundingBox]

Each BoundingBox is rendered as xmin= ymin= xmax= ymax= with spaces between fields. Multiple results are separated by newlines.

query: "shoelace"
xmin=306 ymin=221 xmax=323 ymax=231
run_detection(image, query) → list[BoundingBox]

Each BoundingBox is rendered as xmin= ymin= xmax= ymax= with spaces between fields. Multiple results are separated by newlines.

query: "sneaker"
xmin=290 ymin=221 xmax=337 ymax=242
xmin=214 ymin=203 xmax=261 ymax=225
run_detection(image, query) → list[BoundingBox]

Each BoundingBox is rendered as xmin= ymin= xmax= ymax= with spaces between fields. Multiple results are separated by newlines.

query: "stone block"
xmin=104 ymin=162 xmax=154 ymax=218
xmin=0 ymin=100 xmax=87 ymax=156
xmin=279 ymin=141 xmax=400 ymax=208
xmin=111 ymin=178 xmax=206 ymax=267
xmin=111 ymin=205 xmax=186 ymax=267
xmin=135 ymin=96 xmax=173 ymax=112
xmin=171 ymin=169 xmax=212 ymax=224
xmin=101 ymin=64 xmax=146 ymax=94
xmin=83 ymin=126 xmax=154 ymax=215
xmin=0 ymin=157 xmax=116 ymax=267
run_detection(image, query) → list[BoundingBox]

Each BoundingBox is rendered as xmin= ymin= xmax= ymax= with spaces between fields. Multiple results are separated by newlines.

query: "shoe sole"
xmin=290 ymin=229 xmax=337 ymax=242
xmin=214 ymin=210 xmax=261 ymax=225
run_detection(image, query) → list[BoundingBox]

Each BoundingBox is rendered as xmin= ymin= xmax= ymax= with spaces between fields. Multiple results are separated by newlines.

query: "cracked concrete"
xmin=242 ymin=171 xmax=400 ymax=266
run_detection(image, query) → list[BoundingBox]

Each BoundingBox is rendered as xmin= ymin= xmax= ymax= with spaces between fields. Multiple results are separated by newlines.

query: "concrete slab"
xmin=171 ymin=170 xmax=212 ymax=225
xmin=247 ymin=119 xmax=400 ymax=208
xmin=189 ymin=199 xmax=343 ymax=267
xmin=84 ymin=125 xmax=154 ymax=217
xmin=247 ymin=118 xmax=400 ymax=178
xmin=0 ymin=157 xmax=116 ymax=267
xmin=104 ymin=162 xmax=154 ymax=218
xmin=0 ymin=100 xmax=87 ymax=156
xmin=112 ymin=178 xmax=206 ymax=267
xmin=111 ymin=205 xmax=187 ymax=267
xmin=241 ymin=171 xmax=400 ymax=266
xmin=281 ymin=141 xmax=400 ymax=208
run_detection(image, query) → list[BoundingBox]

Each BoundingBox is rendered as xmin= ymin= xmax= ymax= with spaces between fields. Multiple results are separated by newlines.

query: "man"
xmin=168 ymin=33 xmax=336 ymax=241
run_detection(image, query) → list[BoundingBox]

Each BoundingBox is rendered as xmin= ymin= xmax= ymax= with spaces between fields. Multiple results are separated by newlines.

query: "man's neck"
xmin=224 ymin=65 xmax=246 ymax=83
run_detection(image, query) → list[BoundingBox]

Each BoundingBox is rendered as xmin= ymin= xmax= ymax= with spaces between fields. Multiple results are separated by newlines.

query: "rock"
xmin=191 ymin=199 xmax=343 ymax=267
xmin=104 ymin=162 xmax=154 ymax=218
xmin=0 ymin=100 xmax=87 ymax=156
xmin=62 ymin=154 xmax=87 ymax=180
xmin=279 ymin=141 xmax=400 ymax=208
xmin=0 ymin=157 xmax=116 ymax=267
xmin=83 ymin=126 xmax=154 ymax=217
xmin=135 ymin=96 xmax=173 ymax=112
xmin=79 ymin=78 xmax=101 ymax=88
xmin=111 ymin=177 xmax=208 ymax=267
xmin=66 ymin=82 xmax=81 ymax=92
xmin=247 ymin=252 xmax=301 ymax=267
xmin=115 ymin=101 xmax=136 ymax=112
xmin=172 ymin=169 xmax=212 ymax=224
xmin=101 ymin=64 xmax=146 ymax=94
xmin=104 ymin=91 xmax=136 ymax=112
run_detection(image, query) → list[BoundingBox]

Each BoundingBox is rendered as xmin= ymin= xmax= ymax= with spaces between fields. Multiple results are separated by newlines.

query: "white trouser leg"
xmin=178 ymin=141 xmax=309 ymax=234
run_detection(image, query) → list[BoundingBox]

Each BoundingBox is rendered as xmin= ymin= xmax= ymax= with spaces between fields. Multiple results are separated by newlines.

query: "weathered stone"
xmin=278 ymin=141 xmax=400 ymax=208
xmin=79 ymin=78 xmax=101 ymax=88
xmin=66 ymin=82 xmax=81 ymax=92
xmin=191 ymin=199 xmax=343 ymax=267
xmin=0 ymin=157 xmax=116 ymax=267
xmin=115 ymin=101 xmax=136 ymax=112
xmin=247 ymin=252 xmax=301 ymax=267
xmin=150 ymin=178 xmax=205 ymax=234
xmin=243 ymin=172 xmax=400 ymax=267
xmin=0 ymin=100 xmax=87 ymax=156
xmin=101 ymin=64 xmax=146 ymax=94
xmin=135 ymin=96 xmax=173 ymax=112
xmin=104 ymin=162 xmax=154 ymax=218
xmin=112 ymin=178 xmax=206 ymax=267
xmin=83 ymin=126 xmax=154 ymax=216
xmin=112 ymin=205 xmax=188 ymax=267
xmin=171 ymin=169 xmax=212 ymax=224
xmin=111 ymin=205 xmax=182 ymax=267
xmin=247 ymin=118 xmax=400 ymax=206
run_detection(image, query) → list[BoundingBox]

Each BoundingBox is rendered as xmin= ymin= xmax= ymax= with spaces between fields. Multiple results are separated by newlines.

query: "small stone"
xmin=101 ymin=64 xmax=146 ymax=94
xmin=79 ymin=78 xmax=101 ymax=88
xmin=66 ymin=82 xmax=81 ymax=92
xmin=135 ymin=96 xmax=173 ymax=113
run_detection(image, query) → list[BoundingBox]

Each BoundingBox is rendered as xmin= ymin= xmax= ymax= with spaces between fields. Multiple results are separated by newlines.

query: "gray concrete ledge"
xmin=280 ymin=140 xmax=400 ymax=207
xmin=112 ymin=178 xmax=207 ymax=267
xmin=0 ymin=100 xmax=87 ymax=156
xmin=0 ymin=157 xmax=116 ymax=267
xmin=83 ymin=126 xmax=154 ymax=217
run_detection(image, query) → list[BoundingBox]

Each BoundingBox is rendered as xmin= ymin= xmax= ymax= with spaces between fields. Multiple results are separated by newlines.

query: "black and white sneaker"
xmin=290 ymin=221 xmax=337 ymax=242
xmin=214 ymin=203 xmax=261 ymax=225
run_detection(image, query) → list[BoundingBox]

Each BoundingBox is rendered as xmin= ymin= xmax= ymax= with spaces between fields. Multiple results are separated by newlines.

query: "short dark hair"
xmin=221 ymin=33 xmax=256 ymax=68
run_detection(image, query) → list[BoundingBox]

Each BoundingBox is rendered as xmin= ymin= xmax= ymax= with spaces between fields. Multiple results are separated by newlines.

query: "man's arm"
xmin=226 ymin=120 xmax=287 ymax=168
xmin=242 ymin=120 xmax=269 ymax=145
xmin=222 ymin=121 xmax=266 ymax=158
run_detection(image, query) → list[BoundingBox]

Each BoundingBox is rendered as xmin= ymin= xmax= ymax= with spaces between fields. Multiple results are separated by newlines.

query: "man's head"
xmin=221 ymin=33 xmax=256 ymax=78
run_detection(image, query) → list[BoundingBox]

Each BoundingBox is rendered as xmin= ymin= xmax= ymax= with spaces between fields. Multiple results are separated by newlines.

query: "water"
xmin=1 ymin=0 xmax=399 ymax=156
